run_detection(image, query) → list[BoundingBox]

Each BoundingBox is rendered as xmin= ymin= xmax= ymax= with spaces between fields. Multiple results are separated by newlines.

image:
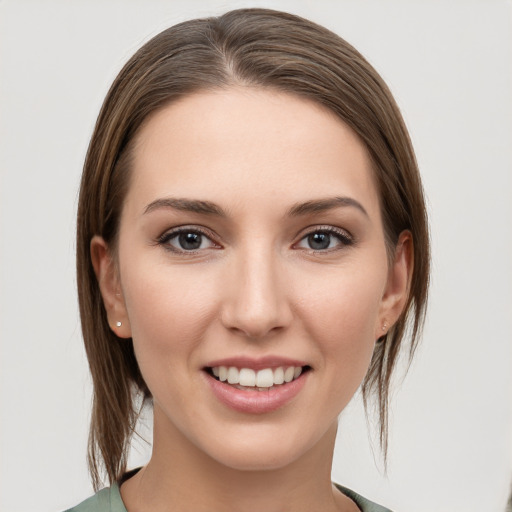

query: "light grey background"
xmin=1 ymin=1 xmax=511 ymax=511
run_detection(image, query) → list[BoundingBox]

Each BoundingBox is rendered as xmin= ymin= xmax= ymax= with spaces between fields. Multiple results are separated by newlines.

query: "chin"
xmin=196 ymin=421 xmax=335 ymax=473
xmin=209 ymin=443 xmax=303 ymax=472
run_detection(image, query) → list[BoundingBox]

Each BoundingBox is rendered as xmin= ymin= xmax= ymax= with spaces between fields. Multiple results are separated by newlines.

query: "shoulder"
xmin=63 ymin=483 xmax=126 ymax=512
xmin=335 ymin=483 xmax=394 ymax=512
xmin=65 ymin=481 xmax=389 ymax=512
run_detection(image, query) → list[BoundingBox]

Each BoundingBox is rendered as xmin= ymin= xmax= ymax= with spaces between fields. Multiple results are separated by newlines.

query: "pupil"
xmin=179 ymin=232 xmax=202 ymax=250
xmin=308 ymin=232 xmax=330 ymax=250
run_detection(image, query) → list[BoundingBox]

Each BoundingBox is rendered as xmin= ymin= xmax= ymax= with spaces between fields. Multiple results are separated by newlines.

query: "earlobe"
xmin=376 ymin=231 xmax=413 ymax=339
xmin=90 ymin=236 xmax=132 ymax=338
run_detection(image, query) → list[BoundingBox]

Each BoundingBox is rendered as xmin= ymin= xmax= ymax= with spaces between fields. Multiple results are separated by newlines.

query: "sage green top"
xmin=65 ymin=482 xmax=393 ymax=512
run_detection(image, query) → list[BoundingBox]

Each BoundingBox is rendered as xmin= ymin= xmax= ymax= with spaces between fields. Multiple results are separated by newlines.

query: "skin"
xmin=92 ymin=88 xmax=412 ymax=512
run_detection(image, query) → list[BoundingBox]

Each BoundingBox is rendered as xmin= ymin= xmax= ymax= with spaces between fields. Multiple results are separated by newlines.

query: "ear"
xmin=90 ymin=235 xmax=132 ymax=338
xmin=375 ymin=231 xmax=413 ymax=340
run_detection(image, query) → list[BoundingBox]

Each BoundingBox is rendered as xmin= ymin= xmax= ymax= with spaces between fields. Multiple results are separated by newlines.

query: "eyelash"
xmin=295 ymin=226 xmax=354 ymax=252
xmin=156 ymin=226 xmax=220 ymax=253
xmin=156 ymin=225 xmax=354 ymax=254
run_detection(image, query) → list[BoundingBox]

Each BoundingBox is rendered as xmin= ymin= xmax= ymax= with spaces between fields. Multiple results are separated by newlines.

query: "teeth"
xmin=284 ymin=367 xmax=295 ymax=383
xmin=256 ymin=368 xmax=274 ymax=387
xmin=273 ymin=367 xmax=284 ymax=385
xmin=227 ymin=367 xmax=239 ymax=384
xmin=239 ymin=368 xmax=256 ymax=386
xmin=211 ymin=365 xmax=304 ymax=388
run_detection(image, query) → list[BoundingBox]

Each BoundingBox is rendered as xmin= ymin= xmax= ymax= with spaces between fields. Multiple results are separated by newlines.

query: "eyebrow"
xmin=144 ymin=198 xmax=226 ymax=217
xmin=143 ymin=196 xmax=368 ymax=218
xmin=287 ymin=196 xmax=369 ymax=218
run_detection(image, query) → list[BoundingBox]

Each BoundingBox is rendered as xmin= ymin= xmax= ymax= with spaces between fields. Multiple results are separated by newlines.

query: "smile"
xmin=209 ymin=366 xmax=306 ymax=390
xmin=203 ymin=361 xmax=311 ymax=414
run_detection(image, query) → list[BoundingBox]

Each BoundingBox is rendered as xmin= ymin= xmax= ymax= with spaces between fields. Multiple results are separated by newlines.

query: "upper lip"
xmin=204 ymin=356 xmax=309 ymax=371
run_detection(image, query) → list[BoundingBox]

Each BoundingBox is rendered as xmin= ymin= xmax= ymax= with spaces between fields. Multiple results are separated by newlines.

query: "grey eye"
xmin=177 ymin=232 xmax=203 ymax=250
xmin=307 ymin=232 xmax=332 ymax=250
xmin=296 ymin=228 xmax=353 ymax=251
xmin=159 ymin=229 xmax=216 ymax=252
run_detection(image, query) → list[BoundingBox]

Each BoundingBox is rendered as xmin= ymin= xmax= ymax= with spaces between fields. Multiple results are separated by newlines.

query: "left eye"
xmin=159 ymin=230 xmax=216 ymax=251
xmin=296 ymin=230 xmax=352 ymax=251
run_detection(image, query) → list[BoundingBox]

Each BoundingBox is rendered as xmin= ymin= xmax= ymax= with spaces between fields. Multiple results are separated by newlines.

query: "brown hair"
xmin=77 ymin=7 xmax=429 ymax=489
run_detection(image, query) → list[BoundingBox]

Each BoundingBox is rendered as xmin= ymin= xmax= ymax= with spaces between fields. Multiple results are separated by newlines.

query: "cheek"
xmin=120 ymin=261 xmax=219 ymax=379
xmin=297 ymin=262 xmax=386 ymax=374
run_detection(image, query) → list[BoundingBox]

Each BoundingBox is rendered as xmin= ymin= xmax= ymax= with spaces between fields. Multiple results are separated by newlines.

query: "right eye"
xmin=158 ymin=228 xmax=218 ymax=253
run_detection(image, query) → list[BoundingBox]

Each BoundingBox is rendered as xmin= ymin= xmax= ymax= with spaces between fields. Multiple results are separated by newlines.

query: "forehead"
xmin=126 ymin=87 xmax=380 ymax=218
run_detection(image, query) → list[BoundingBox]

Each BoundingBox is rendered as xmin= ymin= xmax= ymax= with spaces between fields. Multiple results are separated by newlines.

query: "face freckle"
xmin=115 ymin=87 xmax=393 ymax=472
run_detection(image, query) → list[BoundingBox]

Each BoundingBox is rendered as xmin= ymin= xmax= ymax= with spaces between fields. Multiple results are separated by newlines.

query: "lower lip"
xmin=204 ymin=371 xmax=308 ymax=414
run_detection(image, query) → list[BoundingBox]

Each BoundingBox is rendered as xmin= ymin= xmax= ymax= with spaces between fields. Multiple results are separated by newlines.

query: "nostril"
xmin=219 ymin=277 xmax=293 ymax=339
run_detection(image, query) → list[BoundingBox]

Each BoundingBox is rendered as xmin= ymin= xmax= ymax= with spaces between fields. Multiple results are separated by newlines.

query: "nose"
xmin=220 ymin=246 xmax=293 ymax=339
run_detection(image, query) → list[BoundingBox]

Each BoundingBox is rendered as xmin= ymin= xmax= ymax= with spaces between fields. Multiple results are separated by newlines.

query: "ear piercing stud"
xmin=116 ymin=321 xmax=122 ymax=327
xmin=382 ymin=322 xmax=387 ymax=332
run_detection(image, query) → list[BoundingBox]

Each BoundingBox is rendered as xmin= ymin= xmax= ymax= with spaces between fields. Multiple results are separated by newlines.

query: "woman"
xmin=69 ymin=8 xmax=429 ymax=512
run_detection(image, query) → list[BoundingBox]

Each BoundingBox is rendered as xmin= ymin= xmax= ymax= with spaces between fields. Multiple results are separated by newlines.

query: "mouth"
xmin=205 ymin=365 xmax=311 ymax=391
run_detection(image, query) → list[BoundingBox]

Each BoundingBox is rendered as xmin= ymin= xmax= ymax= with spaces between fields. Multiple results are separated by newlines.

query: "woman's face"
xmin=94 ymin=88 xmax=409 ymax=471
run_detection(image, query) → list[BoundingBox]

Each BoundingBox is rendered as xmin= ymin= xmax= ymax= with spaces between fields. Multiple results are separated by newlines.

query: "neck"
xmin=120 ymin=408 xmax=354 ymax=512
